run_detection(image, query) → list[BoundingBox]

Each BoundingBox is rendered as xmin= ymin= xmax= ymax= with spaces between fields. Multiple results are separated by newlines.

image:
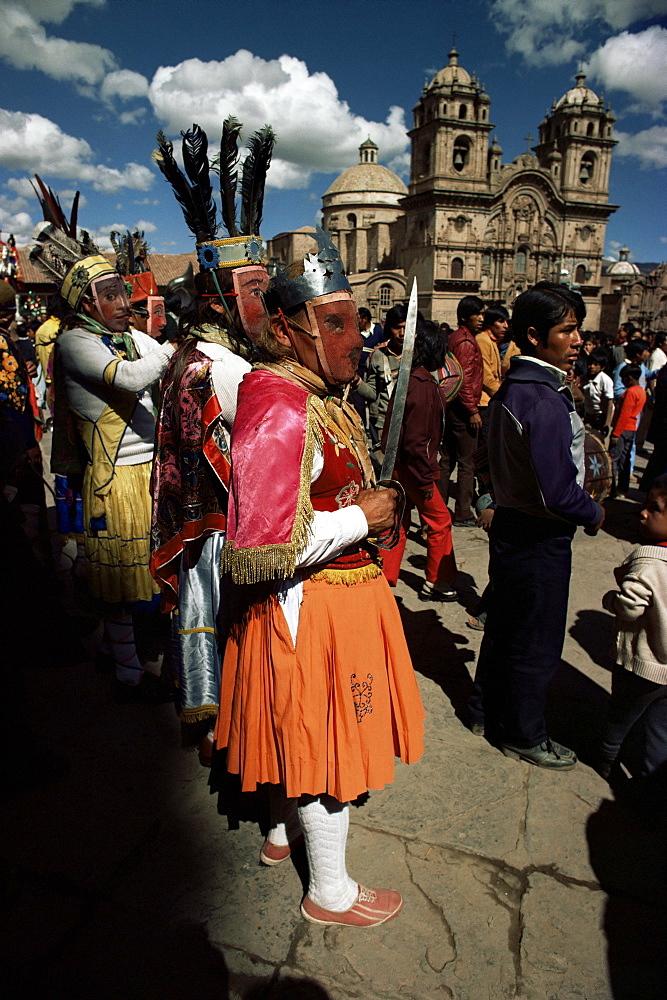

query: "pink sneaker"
xmin=259 ymin=836 xmax=303 ymax=866
xmin=300 ymin=885 xmax=403 ymax=927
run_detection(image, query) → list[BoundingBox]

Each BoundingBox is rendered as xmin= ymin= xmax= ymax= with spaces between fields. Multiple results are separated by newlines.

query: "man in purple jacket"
xmin=468 ymin=282 xmax=605 ymax=769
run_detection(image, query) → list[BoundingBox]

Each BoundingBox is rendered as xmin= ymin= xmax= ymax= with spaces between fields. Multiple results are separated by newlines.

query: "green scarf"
xmin=75 ymin=313 xmax=139 ymax=361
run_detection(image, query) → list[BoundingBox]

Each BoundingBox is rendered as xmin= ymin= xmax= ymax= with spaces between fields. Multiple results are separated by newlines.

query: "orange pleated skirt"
xmin=215 ymin=573 xmax=425 ymax=803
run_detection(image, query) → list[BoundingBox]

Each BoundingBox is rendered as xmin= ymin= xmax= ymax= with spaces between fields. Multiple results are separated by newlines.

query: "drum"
xmin=583 ymin=430 xmax=613 ymax=502
xmin=435 ymin=351 xmax=464 ymax=405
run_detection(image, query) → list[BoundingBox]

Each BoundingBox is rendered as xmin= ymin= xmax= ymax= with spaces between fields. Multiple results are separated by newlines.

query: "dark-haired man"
xmin=468 ymin=281 xmax=604 ymax=769
xmin=438 ymin=294 xmax=484 ymax=524
xmin=476 ymin=305 xmax=508 ymax=443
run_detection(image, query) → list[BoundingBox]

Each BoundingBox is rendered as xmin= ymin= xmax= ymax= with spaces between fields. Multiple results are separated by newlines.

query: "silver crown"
xmin=271 ymin=227 xmax=350 ymax=310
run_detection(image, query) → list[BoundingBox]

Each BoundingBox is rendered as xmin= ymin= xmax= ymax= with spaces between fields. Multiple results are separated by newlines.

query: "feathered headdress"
xmin=152 ymin=118 xmax=276 ymax=273
xmin=110 ymin=229 xmax=150 ymax=277
xmin=29 ymin=175 xmax=115 ymax=309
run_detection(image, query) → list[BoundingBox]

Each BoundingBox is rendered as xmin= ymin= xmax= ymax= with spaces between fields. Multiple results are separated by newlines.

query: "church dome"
xmin=606 ymin=247 xmax=640 ymax=277
xmin=325 ymin=145 xmax=407 ymax=198
xmin=556 ymin=71 xmax=600 ymax=109
xmin=430 ymin=47 xmax=472 ymax=88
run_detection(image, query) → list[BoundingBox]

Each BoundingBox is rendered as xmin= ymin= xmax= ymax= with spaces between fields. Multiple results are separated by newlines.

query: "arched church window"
xmin=379 ymin=284 xmax=392 ymax=308
xmin=573 ymin=122 xmax=578 ymax=132
xmin=459 ymin=104 xmax=467 ymax=120
xmin=441 ymin=102 xmax=447 ymax=116
xmin=514 ymin=247 xmax=528 ymax=274
xmin=579 ymin=152 xmax=595 ymax=185
xmin=347 ymin=213 xmax=357 ymax=228
xmin=575 ymin=264 xmax=587 ymax=284
xmin=587 ymin=121 xmax=595 ymax=137
xmin=481 ymin=108 xmax=487 ymax=120
xmin=482 ymin=249 xmax=491 ymax=268
xmin=451 ymin=257 xmax=464 ymax=279
xmin=421 ymin=142 xmax=431 ymax=175
xmin=453 ymin=136 xmax=470 ymax=172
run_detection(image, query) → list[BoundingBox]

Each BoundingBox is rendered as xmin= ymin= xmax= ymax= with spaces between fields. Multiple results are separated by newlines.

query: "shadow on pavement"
xmin=546 ymin=658 xmax=610 ymax=765
xmin=569 ymin=608 xmax=615 ymax=670
xmin=587 ymin=771 xmax=667 ymax=1000
xmin=397 ymin=597 xmax=476 ymax=722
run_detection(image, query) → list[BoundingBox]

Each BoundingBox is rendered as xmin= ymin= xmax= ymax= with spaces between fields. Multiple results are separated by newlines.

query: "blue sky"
xmin=0 ymin=0 xmax=666 ymax=263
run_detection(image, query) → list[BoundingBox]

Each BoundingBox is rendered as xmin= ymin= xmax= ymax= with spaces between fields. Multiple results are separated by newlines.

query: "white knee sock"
xmin=105 ymin=615 xmax=143 ymax=685
xmin=267 ymin=785 xmax=302 ymax=847
xmin=298 ymin=795 xmax=358 ymax=911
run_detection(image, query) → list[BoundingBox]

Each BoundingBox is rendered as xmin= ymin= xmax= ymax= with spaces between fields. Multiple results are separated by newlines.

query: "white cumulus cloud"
xmin=20 ymin=0 xmax=105 ymax=23
xmin=586 ymin=26 xmax=667 ymax=110
xmin=148 ymin=50 xmax=409 ymax=189
xmin=491 ymin=0 xmax=667 ymax=66
xmin=0 ymin=1 xmax=117 ymax=88
xmin=135 ymin=219 xmax=157 ymax=233
xmin=101 ymin=69 xmax=149 ymax=103
xmin=614 ymin=125 xmax=667 ymax=168
xmin=0 ymin=109 xmax=155 ymax=192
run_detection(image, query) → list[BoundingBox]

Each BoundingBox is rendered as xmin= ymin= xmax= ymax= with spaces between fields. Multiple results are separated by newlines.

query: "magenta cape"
xmin=223 ymin=370 xmax=324 ymax=584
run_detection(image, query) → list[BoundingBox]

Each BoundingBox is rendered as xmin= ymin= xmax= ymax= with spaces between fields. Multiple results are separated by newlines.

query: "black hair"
xmin=358 ymin=307 xmax=372 ymax=322
xmin=652 ymin=331 xmax=667 ymax=349
xmin=649 ymin=474 xmax=667 ymax=505
xmin=483 ymin=305 xmax=509 ymax=328
xmin=588 ymin=348 xmax=609 ymax=368
xmin=457 ymin=295 xmax=485 ymax=326
xmin=622 ymin=364 xmax=642 ymax=381
xmin=624 ymin=339 xmax=649 ymax=360
xmin=412 ymin=319 xmax=445 ymax=371
xmin=383 ymin=304 xmax=408 ymax=337
xmin=511 ymin=281 xmax=586 ymax=354
xmin=620 ymin=321 xmax=636 ymax=335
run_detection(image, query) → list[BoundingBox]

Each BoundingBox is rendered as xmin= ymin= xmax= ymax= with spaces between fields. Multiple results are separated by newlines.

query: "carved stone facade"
xmin=314 ymin=52 xmax=620 ymax=329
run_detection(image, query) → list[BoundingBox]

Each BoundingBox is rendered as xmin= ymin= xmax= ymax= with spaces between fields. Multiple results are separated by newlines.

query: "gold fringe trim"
xmin=310 ymin=562 xmax=382 ymax=585
xmin=223 ymin=396 xmax=324 ymax=584
xmin=180 ymin=705 xmax=218 ymax=723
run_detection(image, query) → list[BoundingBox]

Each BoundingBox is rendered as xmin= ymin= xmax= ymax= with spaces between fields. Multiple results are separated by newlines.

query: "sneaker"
xmin=301 ymin=885 xmax=403 ymax=927
xmin=501 ymin=739 xmax=577 ymax=770
xmin=470 ymin=723 xmax=485 ymax=737
xmin=419 ymin=581 xmax=458 ymax=603
xmin=259 ymin=835 xmax=304 ymax=867
xmin=453 ymin=518 xmax=477 ymax=527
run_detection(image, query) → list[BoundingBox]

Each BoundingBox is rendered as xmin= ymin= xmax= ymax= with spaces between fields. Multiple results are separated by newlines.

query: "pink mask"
xmin=147 ymin=296 xmax=166 ymax=338
xmin=233 ymin=265 xmax=270 ymax=342
xmin=303 ymin=292 xmax=363 ymax=385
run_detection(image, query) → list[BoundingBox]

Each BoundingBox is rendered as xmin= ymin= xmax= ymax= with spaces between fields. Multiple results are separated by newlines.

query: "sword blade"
xmin=379 ymin=278 xmax=418 ymax=482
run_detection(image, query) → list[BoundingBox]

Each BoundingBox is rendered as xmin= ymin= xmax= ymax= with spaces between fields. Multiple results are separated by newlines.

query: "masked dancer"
xmin=150 ymin=120 xmax=275 ymax=762
xmin=30 ymin=183 xmax=175 ymax=702
xmin=216 ymin=229 xmax=424 ymax=926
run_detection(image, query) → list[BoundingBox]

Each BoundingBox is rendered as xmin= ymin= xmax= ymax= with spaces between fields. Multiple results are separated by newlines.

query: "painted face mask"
xmin=91 ymin=275 xmax=131 ymax=332
xmin=232 ymin=265 xmax=270 ymax=342
xmin=302 ymin=292 xmax=363 ymax=385
xmin=147 ymin=296 xmax=166 ymax=338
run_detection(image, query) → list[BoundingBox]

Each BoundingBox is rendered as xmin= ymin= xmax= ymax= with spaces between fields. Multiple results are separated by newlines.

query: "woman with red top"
xmin=381 ymin=320 xmax=458 ymax=601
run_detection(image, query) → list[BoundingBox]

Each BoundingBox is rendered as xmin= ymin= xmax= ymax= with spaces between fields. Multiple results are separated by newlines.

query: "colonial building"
xmin=299 ymin=49 xmax=623 ymax=329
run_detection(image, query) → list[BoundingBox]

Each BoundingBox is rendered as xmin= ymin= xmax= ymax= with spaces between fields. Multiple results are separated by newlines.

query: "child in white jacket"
xmin=599 ymin=477 xmax=667 ymax=780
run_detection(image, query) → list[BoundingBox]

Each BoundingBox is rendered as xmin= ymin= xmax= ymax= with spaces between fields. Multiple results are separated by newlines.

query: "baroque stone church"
xmin=270 ymin=49 xmax=618 ymax=329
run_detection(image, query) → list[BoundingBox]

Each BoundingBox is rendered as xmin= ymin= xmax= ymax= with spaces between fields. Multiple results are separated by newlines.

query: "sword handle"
xmin=371 ymin=479 xmax=406 ymax=550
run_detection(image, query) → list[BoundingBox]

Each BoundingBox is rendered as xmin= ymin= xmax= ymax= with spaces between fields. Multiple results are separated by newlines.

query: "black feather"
xmin=127 ymin=230 xmax=136 ymax=275
xmin=181 ymin=124 xmax=217 ymax=241
xmin=219 ymin=116 xmax=242 ymax=237
xmin=31 ymin=174 xmax=77 ymax=236
xmin=239 ymin=126 xmax=276 ymax=236
xmin=152 ymin=130 xmax=203 ymax=240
